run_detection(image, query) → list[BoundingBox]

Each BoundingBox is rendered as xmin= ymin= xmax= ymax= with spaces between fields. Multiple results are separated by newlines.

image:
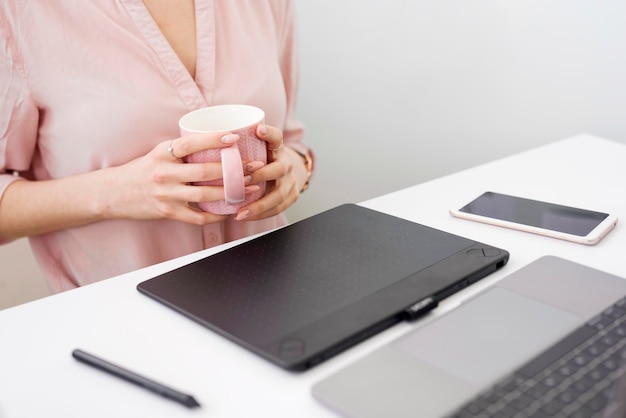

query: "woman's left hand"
xmin=235 ymin=124 xmax=307 ymax=221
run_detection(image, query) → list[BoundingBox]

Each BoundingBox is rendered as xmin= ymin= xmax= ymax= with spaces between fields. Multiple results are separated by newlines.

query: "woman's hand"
xmin=103 ymin=132 xmax=262 ymax=225
xmin=234 ymin=124 xmax=308 ymax=221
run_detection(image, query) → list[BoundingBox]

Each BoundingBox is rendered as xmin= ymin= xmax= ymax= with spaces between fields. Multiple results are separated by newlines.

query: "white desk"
xmin=1 ymin=134 xmax=624 ymax=418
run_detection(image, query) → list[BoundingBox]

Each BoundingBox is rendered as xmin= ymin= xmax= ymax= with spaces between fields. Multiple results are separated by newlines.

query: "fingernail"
xmin=236 ymin=210 xmax=251 ymax=221
xmin=246 ymin=161 xmax=265 ymax=172
xmin=244 ymin=175 xmax=253 ymax=184
xmin=258 ymin=125 xmax=268 ymax=137
xmin=221 ymin=134 xmax=239 ymax=144
xmin=245 ymin=185 xmax=260 ymax=193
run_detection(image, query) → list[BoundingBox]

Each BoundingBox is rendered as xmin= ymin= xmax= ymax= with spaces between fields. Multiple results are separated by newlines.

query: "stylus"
xmin=72 ymin=349 xmax=201 ymax=408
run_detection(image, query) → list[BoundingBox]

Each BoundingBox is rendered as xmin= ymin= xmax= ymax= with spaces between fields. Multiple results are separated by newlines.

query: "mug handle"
xmin=221 ymin=145 xmax=245 ymax=204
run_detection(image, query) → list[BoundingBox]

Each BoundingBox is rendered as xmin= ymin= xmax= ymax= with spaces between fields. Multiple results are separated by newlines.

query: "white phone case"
xmin=449 ymin=192 xmax=618 ymax=245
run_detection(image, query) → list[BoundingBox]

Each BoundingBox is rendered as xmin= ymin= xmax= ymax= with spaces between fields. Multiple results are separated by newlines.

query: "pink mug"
xmin=179 ymin=105 xmax=267 ymax=214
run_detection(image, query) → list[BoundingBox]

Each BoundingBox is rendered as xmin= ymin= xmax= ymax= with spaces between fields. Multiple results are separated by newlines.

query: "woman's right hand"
xmin=103 ymin=132 xmax=263 ymax=225
xmin=0 ymin=131 xmax=267 ymax=240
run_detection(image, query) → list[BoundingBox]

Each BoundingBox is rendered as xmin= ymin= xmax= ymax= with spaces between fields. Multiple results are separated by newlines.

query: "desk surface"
xmin=1 ymin=134 xmax=624 ymax=418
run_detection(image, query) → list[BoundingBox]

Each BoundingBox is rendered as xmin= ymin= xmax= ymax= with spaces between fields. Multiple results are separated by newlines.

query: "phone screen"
xmin=458 ymin=192 xmax=609 ymax=237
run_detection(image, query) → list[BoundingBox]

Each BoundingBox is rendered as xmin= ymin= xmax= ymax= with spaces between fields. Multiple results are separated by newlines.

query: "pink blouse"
xmin=0 ymin=1 xmax=308 ymax=291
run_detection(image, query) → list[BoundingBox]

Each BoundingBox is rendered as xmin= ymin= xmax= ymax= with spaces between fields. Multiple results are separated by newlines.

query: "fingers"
xmin=256 ymin=124 xmax=284 ymax=155
xmin=152 ymin=178 xmax=262 ymax=225
xmin=235 ymin=155 xmax=300 ymax=221
xmin=161 ymin=155 xmax=265 ymax=186
xmin=168 ymin=182 xmax=261 ymax=209
xmin=236 ymin=180 xmax=298 ymax=221
xmin=167 ymin=124 xmax=282 ymax=166
xmin=165 ymin=132 xmax=240 ymax=161
xmin=171 ymin=204 xmax=230 ymax=226
xmin=243 ymin=143 xmax=297 ymax=186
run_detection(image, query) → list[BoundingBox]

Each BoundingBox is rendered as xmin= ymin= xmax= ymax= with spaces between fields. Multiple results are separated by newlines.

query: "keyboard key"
xmin=556 ymin=389 xmax=577 ymax=404
xmin=539 ymin=398 xmax=565 ymax=415
xmin=507 ymin=393 xmax=534 ymax=411
xmin=497 ymin=375 xmax=525 ymax=392
xmin=588 ymin=367 xmax=611 ymax=381
xmin=602 ymin=356 xmax=621 ymax=372
xmin=569 ymin=405 xmax=596 ymax=418
xmin=557 ymin=362 xmax=575 ymax=377
xmin=602 ymin=306 xmax=626 ymax=320
xmin=523 ymin=382 xmax=551 ymax=400
xmin=589 ymin=313 xmax=617 ymax=330
xmin=613 ymin=323 xmax=626 ymax=337
xmin=571 ymin=375 xmax=595 ymax=393
xmin=489 ymin=406 xmax=518 ymax=418
xmin=585 ymin=392 xmax=610 ymax=412
xmin=586 ymin=342 xmax=608 ymax=357
xmin=526 ymin=410 xmax=554 ymax=418
xmin=541 ymin=374 xmax=564 ymax=388
xmin=572 ymin=352 xmax=591 ymax=366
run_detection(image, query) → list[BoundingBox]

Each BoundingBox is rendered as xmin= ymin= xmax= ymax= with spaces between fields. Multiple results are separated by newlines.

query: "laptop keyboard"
xmin=449 ymin=296 xmax=626 ymax=418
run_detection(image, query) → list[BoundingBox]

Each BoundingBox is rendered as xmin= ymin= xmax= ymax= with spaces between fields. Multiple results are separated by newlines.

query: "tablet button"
xmin=467 ymin=248 xmax=502 ymax=257
xmin=278 ymin=338 xmax=306 ymax=359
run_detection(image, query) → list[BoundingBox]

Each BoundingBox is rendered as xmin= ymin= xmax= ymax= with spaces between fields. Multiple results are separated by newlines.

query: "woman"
xmin=0 ymin=1 xmax=313 ymax=291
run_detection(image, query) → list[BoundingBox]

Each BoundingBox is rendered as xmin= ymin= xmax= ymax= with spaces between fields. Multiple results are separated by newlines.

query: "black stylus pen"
xmin=72 ymin=349 xmax=201 ymax=408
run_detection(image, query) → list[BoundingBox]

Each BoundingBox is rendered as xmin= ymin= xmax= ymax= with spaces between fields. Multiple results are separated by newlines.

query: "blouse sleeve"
xmin=0 ymin=8 xmax=39 ymax=244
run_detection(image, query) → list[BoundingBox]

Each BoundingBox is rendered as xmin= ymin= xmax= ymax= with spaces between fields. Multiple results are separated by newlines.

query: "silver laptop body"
xmin=313 ymin=256 xmax=626 ymax=418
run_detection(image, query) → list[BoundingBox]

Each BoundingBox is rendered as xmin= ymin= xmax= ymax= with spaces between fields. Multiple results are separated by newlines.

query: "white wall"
xmin=3 ymin=1 xmax=626 ymax=308
xmin=289 ymin=0 xmax=626 ymax=222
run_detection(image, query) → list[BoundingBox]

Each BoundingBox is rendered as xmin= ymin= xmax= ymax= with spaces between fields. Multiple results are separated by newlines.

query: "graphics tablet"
xmin=137 ymin=204 xmax=509 ymax=371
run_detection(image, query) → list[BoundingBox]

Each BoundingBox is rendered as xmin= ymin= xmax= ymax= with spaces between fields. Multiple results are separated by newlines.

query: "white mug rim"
xmin=179 ymin=105 xmax=265 ymax=133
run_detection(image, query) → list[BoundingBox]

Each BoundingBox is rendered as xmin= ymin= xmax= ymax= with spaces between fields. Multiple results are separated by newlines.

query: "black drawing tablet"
xmin=137 ymin=204 xmax=509 ymax=371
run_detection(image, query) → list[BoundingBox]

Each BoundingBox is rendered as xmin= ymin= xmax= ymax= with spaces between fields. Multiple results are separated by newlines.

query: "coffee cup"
xmin=179 ymin=105 xmax=267 ymax=214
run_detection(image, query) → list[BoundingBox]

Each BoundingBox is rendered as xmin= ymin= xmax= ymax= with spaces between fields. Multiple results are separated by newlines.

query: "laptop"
xmin=137 ymin=204 xmax=508 ymax=371
xmin=312 ymin=256 xmax=626 ymax=417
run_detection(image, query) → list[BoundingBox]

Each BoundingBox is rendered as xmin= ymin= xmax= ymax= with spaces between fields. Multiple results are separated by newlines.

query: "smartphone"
xmin=450 ymin=191 xmax=618 ymax=245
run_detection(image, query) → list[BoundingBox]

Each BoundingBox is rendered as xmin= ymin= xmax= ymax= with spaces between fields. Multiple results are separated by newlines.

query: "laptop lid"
xmin=312 ymin=256 xmax=626 ymax=417
xmin=137 ymin=204 xmax=508 ymax=371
